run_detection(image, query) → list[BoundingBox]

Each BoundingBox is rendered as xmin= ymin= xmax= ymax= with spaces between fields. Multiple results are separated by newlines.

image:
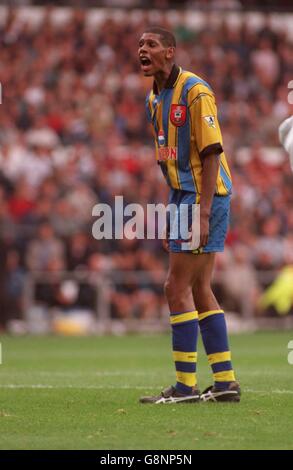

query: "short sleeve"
xmin=189 ymin=93 xmax=223 ymax=158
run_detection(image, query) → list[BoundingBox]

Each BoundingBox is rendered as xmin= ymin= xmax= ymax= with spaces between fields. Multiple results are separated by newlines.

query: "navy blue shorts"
xmin=168 ymin=189 xmax=231 ymax=254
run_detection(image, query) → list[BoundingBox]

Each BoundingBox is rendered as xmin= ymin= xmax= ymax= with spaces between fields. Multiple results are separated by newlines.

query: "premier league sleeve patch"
xmin=170 ymin=104 xmax=187 ymax=127
xmin=203 ymin=115 xmax=216 ymax=128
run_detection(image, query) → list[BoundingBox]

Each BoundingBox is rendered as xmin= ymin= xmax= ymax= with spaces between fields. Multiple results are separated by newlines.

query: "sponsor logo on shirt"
xmin=158 ymin=146 xmax=177 ymax=161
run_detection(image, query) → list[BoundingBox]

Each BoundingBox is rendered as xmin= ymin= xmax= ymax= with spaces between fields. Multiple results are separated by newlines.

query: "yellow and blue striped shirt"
xmin=146 ymin=65 xmax=232 ymax=199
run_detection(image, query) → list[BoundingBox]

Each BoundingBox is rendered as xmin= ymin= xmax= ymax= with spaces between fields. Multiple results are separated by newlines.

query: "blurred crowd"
xmin=6 ymin=1 xmax=293 ymax=12
xmin=0 ymin=8 xmax=292 ymax=329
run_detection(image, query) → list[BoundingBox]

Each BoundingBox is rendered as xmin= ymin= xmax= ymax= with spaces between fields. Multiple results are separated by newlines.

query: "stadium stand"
xmin=0 ymin=6 xmax=292 ymax=331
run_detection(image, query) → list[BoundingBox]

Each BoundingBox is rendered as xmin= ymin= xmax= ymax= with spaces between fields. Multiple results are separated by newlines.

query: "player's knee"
xmin=164 ymin=277 xmax=178 ymax=303
xmin=164 ymin=277 xmax=173 ymax=300
xmin=164 ymin=276 xmax=191 ymax=303
xmin=193 ymin=278 xmax=212 ymax=297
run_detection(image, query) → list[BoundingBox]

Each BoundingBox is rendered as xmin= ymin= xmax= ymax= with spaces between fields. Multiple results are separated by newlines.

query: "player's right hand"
xmin=162 ymin=237 xmax=169 ymax=253
xmin=162 ymin=224 xmax=169 ymax=252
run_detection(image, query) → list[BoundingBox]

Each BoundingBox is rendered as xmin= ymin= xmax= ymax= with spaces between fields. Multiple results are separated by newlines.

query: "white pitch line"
xmin=245 ymin=388 xmax=293 ymax=395
xmin=0 ymin=384 xmax=158 ymax=390
xmin=1 ymin=370 xmax=290 ymax=378
xmin=0 ymin=371 xmax=169 ymax=377
xmin=0 ymin=385 xmax=292 ymax=394
xmin=37 ymin=371 xmax=165 ymax=377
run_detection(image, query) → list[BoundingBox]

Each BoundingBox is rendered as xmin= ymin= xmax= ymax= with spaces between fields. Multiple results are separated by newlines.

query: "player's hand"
xmin=200 ymin=213 xmax=209 ymax=247
xmin=162 ymin=225 xmax=169 ymax=252
xmin=162 ymin=237 xmax=169 ymax=252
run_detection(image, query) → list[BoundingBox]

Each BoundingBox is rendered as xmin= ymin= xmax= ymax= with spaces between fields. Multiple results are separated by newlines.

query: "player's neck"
xmin=154 ymin=63 xmax=174 ymax=93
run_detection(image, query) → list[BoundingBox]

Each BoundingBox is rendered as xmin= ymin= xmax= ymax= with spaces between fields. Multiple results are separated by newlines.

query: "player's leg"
xmin=192 ymin=252 xmax=219 ymax=312
xmin=140 ymin=252 xmax=207 ymax=404
xmin=140 ymin=189 xmax=202 ymax=404
xmin=193 ymin=194 xmax=240 ymax=401
xmin=192 ymin=253 xmax=239 ymax=402
xmin=165 ymin=252 xmax=213 ymax=396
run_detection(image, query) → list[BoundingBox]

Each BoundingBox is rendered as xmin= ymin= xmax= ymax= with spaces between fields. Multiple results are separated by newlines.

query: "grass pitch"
xmin=0 ymin=331 xmax=293 ymax=450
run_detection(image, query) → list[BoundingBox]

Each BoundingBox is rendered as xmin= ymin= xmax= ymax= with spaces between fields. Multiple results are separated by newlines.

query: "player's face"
xmin=138 ymin=33 xmax=173 ymax=76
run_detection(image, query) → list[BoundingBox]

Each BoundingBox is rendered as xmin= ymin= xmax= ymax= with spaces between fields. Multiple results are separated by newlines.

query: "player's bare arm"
xmin=200 ymin=152 xmax=220 ymax=247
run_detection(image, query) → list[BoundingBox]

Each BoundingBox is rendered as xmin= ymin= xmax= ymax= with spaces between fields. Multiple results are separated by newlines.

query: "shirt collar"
xmin=153 ymin=64 xmax=181 ymax=95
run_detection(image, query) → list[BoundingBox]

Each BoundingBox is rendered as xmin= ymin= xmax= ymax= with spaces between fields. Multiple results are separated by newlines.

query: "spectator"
xmin=26 ymin=221 xmax=65 ymax=271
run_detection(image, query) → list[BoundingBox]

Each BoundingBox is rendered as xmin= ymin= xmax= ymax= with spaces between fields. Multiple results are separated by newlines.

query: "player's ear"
xmin=166 ymin=47 xmax=175 ymax=59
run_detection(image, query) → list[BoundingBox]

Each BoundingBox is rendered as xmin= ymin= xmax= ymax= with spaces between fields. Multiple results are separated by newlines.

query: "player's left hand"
xmin=200 ymin=214 xmax=209 ymax=247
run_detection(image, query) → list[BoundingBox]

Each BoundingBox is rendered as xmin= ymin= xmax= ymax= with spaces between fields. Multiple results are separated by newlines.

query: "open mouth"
xmin=140 ymin=57 xmax=152 ymax=69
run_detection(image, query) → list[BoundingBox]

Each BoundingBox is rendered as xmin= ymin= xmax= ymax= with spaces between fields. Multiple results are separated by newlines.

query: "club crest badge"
xmin=170 ymin=104 xmax=187 ymax=127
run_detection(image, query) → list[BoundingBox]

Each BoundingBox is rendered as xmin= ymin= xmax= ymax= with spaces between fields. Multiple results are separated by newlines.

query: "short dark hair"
xmin=143 ymin=27 xmax=176 ymax=48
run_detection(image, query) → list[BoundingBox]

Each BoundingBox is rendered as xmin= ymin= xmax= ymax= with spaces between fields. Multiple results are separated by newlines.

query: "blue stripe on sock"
xmin=172 ymin=320 xmax=198 ymax=352
xmin=176 ymin=382 xmax=194 ymax=395
xmin=173 ymin=319 xmax=198 ymax=326
xmin=200 ymin=314 xmax=229 ymax=355
xmin=200 ymin=312 xmax=225 ymax=324
xmin=211 ymin=361 xmax=233 ymax=373
xmin=214 ymin=381 xmax=233 ymax=390
xmin=175 ymin=361 xmax=196 ymax=373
